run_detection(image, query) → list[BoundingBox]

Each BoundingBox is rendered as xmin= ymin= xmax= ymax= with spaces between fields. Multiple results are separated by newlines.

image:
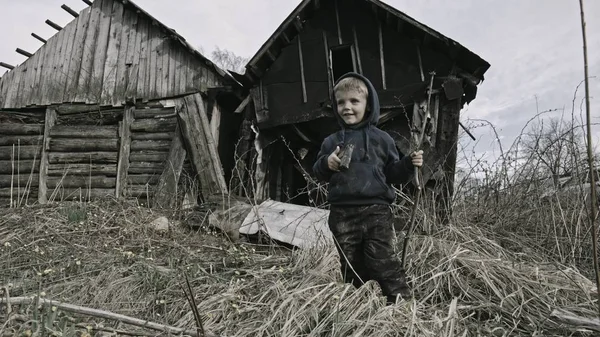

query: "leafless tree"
xmin=209 ymin=46 xmax=249 ymax=73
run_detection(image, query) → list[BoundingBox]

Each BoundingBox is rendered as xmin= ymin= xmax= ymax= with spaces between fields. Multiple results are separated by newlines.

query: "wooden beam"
xmin=298 ymin=36 xmax=307 ymax=103
xmin=31 ymin=33 xmax=47 ymax=44
xmin=0 ymin=62 xmax=15 ymax=70
xmin=45 ymin=19 xmax=62 ymax=31
xmin=82 ymin=0 xmax=93 ymax=6
xmin=153 ymin=124 xmax=186 ymax=209
xmin=352 ymin=26 xmax=363 ymax=74
xmin=234 ymin=95 xmax=251 ymax=113
xmin=266 ymin=49 xmax=277 ymax=62
xmin=323 ymin=32 xmax=333 ymax=99
xmin=281 ymin=31 xmax=291 ymax=44
xmin=210 ymin=103 xmax=221 ymax=150
xmin=293 ymin=17 xmax=303 ymax=32
xmin=16 ymin=48 xmax=33 ymax=58
xmin=334 ymin=0 xmax=342 ymax=44
xmin=38 ymin=108 xmax=57 ymax=204
xmin=378 ymin=20 xmax=386 ymax=90
xmin=115 ymin=107 xmax=133 ymax=199
xmin=61 ymin=4 xmax=79 ymax=17
xmin=416 ymin=45 xmax=425 ymax=82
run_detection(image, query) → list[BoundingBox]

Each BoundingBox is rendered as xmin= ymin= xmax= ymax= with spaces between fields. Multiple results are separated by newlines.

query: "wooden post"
xmin=153 ymin=124 xmax=186 ymax=209
xmin=115 ymin=107 xmax=133 ymax=198
xmin=378 ymin=21 xmax=386 ymax=90
xmin=297 ymin=36 xmax=308 ymax=103
xmin=0 ymin=62 xmax=15 ymax=70
xmin=16 ymin=48 xmax=33 ymax=58
xmin=61 ymin=4 xmax=79 ymax=17
xmin=323 ymin=32 xmax=333 ymax=99
xmin=353 ymin=26 xmax=363 ymax=75
xmin=210 ymin=103 xmax=221 ymax=150
xmin=38 ymin=108 xmax=57 ymax=204
xmin=334 ymin=0 xmax=342 ymax=44
xmin=31 ymin=33 xmax=47 ymax=44
xmin=45 ymin=19 xmax=63 ymax=31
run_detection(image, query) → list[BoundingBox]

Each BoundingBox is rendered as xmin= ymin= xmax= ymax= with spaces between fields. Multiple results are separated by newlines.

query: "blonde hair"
xmin=333 ymin=77 xmax=369 ymax=97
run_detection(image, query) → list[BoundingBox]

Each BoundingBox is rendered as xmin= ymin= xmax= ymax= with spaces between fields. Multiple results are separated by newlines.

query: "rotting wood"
xmin=0 ymin=62 xmax=15 ymax=70
xmin=47 ymin=176 xmax=117 ymax=189
xmin=0 ymin=136 xmax=44 ymax=147
xmin=130 ymin=140 xmax=171 ymax=152
xmin=48 ymin=164 xmax=116 ymax=176
xmin=16 ymin=48 xmax=33 ymax=58
xmin=116 ymin=107 xmax=133 ymax=198
xmin=0 ymin=146 xmax=41 ymax=160
xmin=130 ymin=119 xmax=176 ymax=132
xmin=50 ymin=125 xmax=118 ymax=139
xmin=49 ymin=138 xmax=119 ymax=152
xmin=65 ymin=7 xmax=91 ymax=102
xmin=128 ymin=162 xmax=164 ymax=174
xmin=76 ymin=0 xmax=101 ymax=103
xmin=378 ymin=20 xmax=386 ymax=90
xmin=0 ymin=175 xmax=39 ymax=188
xmin=89 ymin=0 xmax=114 ymax=104
xmin=153 ymin=124 xmax=186 ymax=208
xmin=50 ymin=16 xmax=70 ymax=104
xmin=49 ymin=152 xmax=118 ymax=164
xmin=234 ymin=95 xmax=251 ymax=114
xmin=127 ymin=174 xmax=159 ymax=185
xmin=0 ymin=124 xmax=43 ymax=135
xmin=40 ymin=27 xmax=58 ymax=106
xmin=61 ymin=4 xmax=79 ymax=17
xmin=46 ymin=19 xmax=63 ymax=31
xmin=129 ymin=152 xmax=167 ymax=163
xmin=31 ymin=33 xmax=47 ymax=44
xmin=133 ymin=108 xmax=175 ymax=119
xmin=101 ymin=0 xmax=125 ymax=106
xmin=179 ymin=94 xmax=227 ymax=198
xmin=210 ymin=103 xmax=221 ymax=150
xmin=38 ymin=108 xmax=56 ymax=204
xmin=130 ymin=132 xmax=173 ymax=141
xmin=0 ymin=161 xmax=40 ymax=174
xmin=114 ymin=7 xmax=133 ymax=107
xmin=297 ymin=36 xmax=307 ymax=103
xmin=21 ymin=50 xmax=38 ymax=105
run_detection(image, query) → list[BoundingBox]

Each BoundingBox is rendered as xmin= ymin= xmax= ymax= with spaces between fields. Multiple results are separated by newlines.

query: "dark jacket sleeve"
xmin=312 ymin=135 xmax=337 ymax=182
xmin=383 ymin=136 xmax=415 ymax=185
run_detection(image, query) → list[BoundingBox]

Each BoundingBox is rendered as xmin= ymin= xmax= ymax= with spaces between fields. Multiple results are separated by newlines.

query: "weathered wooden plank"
xmin=297 ymin=36 xmax=307 ymax=103
xmin=0 ymin=146 xmax=41 ymax=160
xmin=57 ymin=16 xmax=78 ymax=103
xmin=185 ymin=53 xmax=194 ymax=92
xmin=210 ymin=103 xmax=221 ymax=149
xmin=49 ymin=138 xmax=119 ymax=152
xmin=167 ymin=41 xmax=176 ymax=97
xmin=0 ymin=70 xmax=10 ymax=109
xmin=6 ymin=66 xmax=24 ymax=109
xmin=115 ymin=107 xmax=133 ymax=198
xmin=31 ymin=38 xmax=48 ymax=105
xmin=20 ymin=52 xmax=38 ymax=107
xmin=129 ymin=152 xmax=168 ymax=163
xmin=0 ymin=136 xmax=44 ymax=146
xmin=133 ymin=108 xmax=175 ymax=119
xmin=127 ymin=174 xmax=159 ymax=185
xmin=49 ymin=20 xmax=70 ymax=104
xmin=153 ymin=124 xmax=185 ymax=208
xmin=47 ymin=176 xmax=116 ymax=189
xmin=0 ymin=174 xmax=39 ymax=188
xmin=48 ymin=163 xmax=116 ymax=176
xmin=125 ymin=11 xmax=141 ymax=101
xmin=128 ymin=162 xmax=163 ymax=174
xmin=66 ymin=7 xmax=91 ymax=102
xmin=89 ymin=0 xmax=114 ymax=103
xmin=101 ymin=0 xmax=124 ymax=106
xmin=50 ymin=125 xmax=118 ymax=138
xmin=49 ymin=188 xmax=116 ymax=201
xmin=15 ymin=64 xmax=30 ymax=108
xmin=126 ymin=184 xmax=156 ymax=198
xmin=179 ymin=94 xmax=227 ymax=198
xmin=136 ymin=17 xmax=150 ymax=101
xmin=0 ymin=124 xmax=44 ymax=135
xmin=130 ymin=140 xmax=171 ymax=152
xmin=38 ymin=108 xmax=56 ymax=204
xmin=130 ymin=119 xmax=176 ymax=132
xmin=0 ymin=160 xmax=40 ymax=174
xmin=49 ymin=152 xmax=118 ymax=164
xmin=148 ymin=23 xmax=160 ymax=99
xmin=378 ymin=20 xmax=386 ymax=90
xmin=159 ymin=37 xmax=169 ymax=98
xmin=113 ymin=6 xmax=133 ymax=106
xmin=0 ymin=188 xmax=38 ymax=199
xmin=76 ymin=0 xmax=102 ymax=103
xmin=130 ymin=132 xmax=173 ymax=141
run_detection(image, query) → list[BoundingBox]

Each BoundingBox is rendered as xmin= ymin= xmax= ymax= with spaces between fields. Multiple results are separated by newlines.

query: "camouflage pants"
xmin=328 ymin=204 xmax=409 ymax=297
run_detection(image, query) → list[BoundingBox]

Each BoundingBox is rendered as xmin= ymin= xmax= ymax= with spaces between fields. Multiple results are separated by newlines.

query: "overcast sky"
xmin=1 ymin=0 xmax=599 ymax=166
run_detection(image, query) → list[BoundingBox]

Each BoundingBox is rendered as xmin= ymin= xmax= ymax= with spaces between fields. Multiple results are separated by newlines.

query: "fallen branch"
xmin=550 ymin=308 xmax=600 ymax=332
xmin=0 ymin=297 xmax=215 ymax=337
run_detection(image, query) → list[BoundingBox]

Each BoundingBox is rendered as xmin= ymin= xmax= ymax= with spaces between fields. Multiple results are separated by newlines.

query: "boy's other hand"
xmin=410 ymin=150 xmax=423 ymax=167
xmin=328 ymin=146 xmax=342 ymax=171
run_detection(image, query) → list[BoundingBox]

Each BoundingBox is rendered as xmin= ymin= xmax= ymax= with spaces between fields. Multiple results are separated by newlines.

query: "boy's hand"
xmin=328 ymin=146 xmax=342 ymax=171
xmin=410 ymin=150 xmax=423 ymax=167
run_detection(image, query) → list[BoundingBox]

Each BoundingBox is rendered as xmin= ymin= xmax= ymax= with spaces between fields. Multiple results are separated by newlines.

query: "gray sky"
xmin=1 ymin=0 xmax=599 ymax=165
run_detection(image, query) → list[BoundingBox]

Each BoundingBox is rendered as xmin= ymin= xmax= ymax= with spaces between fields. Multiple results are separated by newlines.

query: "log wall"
xmin=0 ymin=0 xmax=226 ymax=110
xmin=0 ymin=111 xmax=45 ymax=207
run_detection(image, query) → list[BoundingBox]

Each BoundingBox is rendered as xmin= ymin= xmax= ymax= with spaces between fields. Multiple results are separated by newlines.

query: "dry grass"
xmin=0 ymin=198 xmax=597 ymax=336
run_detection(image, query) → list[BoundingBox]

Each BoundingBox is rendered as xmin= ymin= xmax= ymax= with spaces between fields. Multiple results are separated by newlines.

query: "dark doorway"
xmin=331 ymin=44 xmax=356 ymax=82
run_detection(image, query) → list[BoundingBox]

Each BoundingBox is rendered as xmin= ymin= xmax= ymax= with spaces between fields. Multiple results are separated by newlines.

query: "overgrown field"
xmin=0 ymin=198 xmax=598 ymax=336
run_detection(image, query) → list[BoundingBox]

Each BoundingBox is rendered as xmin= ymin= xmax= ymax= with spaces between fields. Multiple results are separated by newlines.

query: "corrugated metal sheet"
xmin=0 ymin=0 xmax=231 ymax=109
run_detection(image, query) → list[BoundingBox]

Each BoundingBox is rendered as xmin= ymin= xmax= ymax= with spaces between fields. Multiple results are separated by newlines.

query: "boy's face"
xmin=335 ymin=89 xmax=368 ymax=125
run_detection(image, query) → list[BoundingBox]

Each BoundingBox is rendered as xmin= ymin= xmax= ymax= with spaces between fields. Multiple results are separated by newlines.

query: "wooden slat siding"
xmin=0 ymin=72 xmax=7 ymax=108
xmin=113 ymin=8 xmax=133 ymax=107
xmin=135 ymin=17 xmax=150 ymax=101
xmin=177 ymin=47 xmax=186 ymax=94
xmin=57 ymin=18 xmax=78 ymax=103
xmin=21 ymin=54 xmax=38 ymax=107
xmin=1 ymin=71 xmax=15 ymax=109
xmin=162 ymin=39 xmax=171 ymax=97
xmin=185 ymin=53 xmax=193 ymax=92
xmin=168 ymin=41 xmax=177 ymax=97
xmin=148 ymin=22 xmax=160 ymax=100
xmin=101 ymin=0 xmax=125 ymax=106
xmin=6 ymin=66 xmax=23 ymax=109
xmin=49 ymin=20 xmax=70 ymax=104
xmin=76 ymin=0 xmax=103 ymax=103
xmin=157 ymin=33 xmax=168 ymax=98
xmin=4 ymin=66 xmax=16 ymax=107
xmin=28 ymin=44 xmax=44 ymax=105
xmin=38 ymin=108 xmax=57 ymax=204
xmin=125 ymin=11 xmax=141 ymax=100
xmin=89 ymin=0 xmax=114 ymax=103
xmin=65 ymin=7 xmax=91 ymax=102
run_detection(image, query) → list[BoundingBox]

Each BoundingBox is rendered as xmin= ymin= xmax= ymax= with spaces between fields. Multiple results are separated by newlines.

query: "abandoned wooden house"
xmin=233 ymin=0 xmax=490 ymax=216
xmin=0 ymin=0 xmax=244 ymax=208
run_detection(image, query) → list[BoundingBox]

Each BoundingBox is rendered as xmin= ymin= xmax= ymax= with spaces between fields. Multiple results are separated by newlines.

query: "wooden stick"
xmin=0 ymin=62 xmax=15 ymax=70
xmin=0 ymin=296 xmax=212 ymax=337
xmin=45 ymin=19 xmax=63 ymax=31
xmin=38 ymin=108 xmax=56 ymax=204
xmin=234 ymin=95 xmax=251 ymax=113
xmin=416 ymin=45 xmax=425 ymax=82
xmin=16 ymin=48 xmax=33 ymax=58
xmin=334 ymin=0 xmax=342 ymax=44
xmin=82 ymin=0 xmax=93 ymax=5
xmin=459 ymin=121 xmax=476 ymax=141
xmin=352 ymin=26 xmax=363 ymax=75
xmin=298 ymin=35 xmax=307 ymax=103
xmin=31 ymin=33 xmax=47 ymax=44
xmin=61 ymin=4 xmax=79 ymax=17
xmin=578 ymin=0 xmax=600 ymax=319
xmin=378 ymin=21 xmax=386 ymax=90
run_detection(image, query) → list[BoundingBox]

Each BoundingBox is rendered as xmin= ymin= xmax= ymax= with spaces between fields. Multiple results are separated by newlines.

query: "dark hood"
xmin=332 ymin=72 xmax=380 ymax=130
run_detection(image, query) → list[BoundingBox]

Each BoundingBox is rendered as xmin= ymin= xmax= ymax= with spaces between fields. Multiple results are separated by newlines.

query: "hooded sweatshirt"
xmin=312 ymin=72 xmax=414 ymax=206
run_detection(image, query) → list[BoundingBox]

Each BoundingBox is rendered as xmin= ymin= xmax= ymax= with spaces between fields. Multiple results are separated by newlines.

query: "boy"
xmin=312 ymin=72 xmax=423 ymax=304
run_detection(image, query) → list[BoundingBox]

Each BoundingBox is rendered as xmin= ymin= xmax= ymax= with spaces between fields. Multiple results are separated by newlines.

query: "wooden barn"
xmin=0 ymin=0 xmax=244 ymax=208
xmin=233 ymin=0 xmax=490 ymax=216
